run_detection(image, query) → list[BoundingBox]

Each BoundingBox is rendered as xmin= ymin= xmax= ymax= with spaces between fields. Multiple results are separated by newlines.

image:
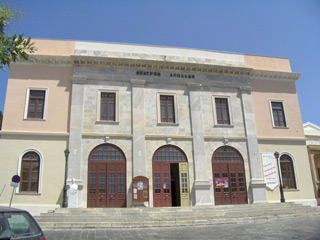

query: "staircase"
xmin=35 ymin=203 xmax=320 ymax=229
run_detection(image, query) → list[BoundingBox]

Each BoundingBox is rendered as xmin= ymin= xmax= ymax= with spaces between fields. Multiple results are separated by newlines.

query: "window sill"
xmin=96 ymin=120 xmax=119 ymax=125
xmin=157 ymin=122 xmax=179 ymax=127
xmin=23 ymin=118 xmax=46 ymax=121
xmin=283 ymin=188 xmax=299 ymax=192
xmin=16 ymin=192 xmax=41 ymax=196
xmin=214 ymin=124 xmax=234 ymax=128
xmin=272 ymin=126 xmax=289 ymax=129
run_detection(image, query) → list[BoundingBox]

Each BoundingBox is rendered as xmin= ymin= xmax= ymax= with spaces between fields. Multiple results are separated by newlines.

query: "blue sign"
xmin=12 ymin=175 xmax=21 ymax=183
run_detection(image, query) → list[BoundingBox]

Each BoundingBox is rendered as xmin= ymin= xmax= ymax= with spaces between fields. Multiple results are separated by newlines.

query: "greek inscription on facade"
xmin=136 ymin=71 xmax=161 ymax=77
xmin=170 ymin=73 xmax=195 ymax=79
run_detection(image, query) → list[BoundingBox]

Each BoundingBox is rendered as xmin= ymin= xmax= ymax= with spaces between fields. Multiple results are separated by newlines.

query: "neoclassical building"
xmin=0 ymin=39 xmax=316 ymax=214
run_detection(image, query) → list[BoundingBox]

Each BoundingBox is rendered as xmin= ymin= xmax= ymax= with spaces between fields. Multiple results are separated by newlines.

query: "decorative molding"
xmin=204 ymin=136 xmax=247 ymax=141
xmin=82 ymin=133 xmax=132 ymax=139
xmin=145 ymin=135 xmax=193 ymax=140
xmin=0 ymin=131 xmax=69 ymax=137
xmin=15 ymin=54 xmax=301 ymax=82
xmin=15 ymin=55 xmax=73 ymax=66
xmin=258 ymin=137 xmax=307 ymax=143
xmin=250 ymin=69 xmax=301 ymax=82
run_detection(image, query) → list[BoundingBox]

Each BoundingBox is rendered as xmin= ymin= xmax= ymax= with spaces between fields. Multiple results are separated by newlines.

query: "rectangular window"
xmin=101 ymin=92 xmax=116 ymax=121
xmin=271 ymin=101 xmax=287 ymax=127
xmin=27 ymin=90 xmax=45 ymax=119
xmin=215 ymin=98 xmax=230 ymax=125
xmin=160 ymin=95 xmax=175 ymax=123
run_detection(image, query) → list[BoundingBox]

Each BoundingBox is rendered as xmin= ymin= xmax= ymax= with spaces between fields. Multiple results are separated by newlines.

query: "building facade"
xmin=0 ymin=39 xmax=316 ymax=214
xmin=304 ymin=122 xmax=320 ymax=205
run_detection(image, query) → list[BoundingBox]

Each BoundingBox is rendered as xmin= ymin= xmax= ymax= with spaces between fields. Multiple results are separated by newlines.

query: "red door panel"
xmin=153 ymin=162 xmax=171 ymax=207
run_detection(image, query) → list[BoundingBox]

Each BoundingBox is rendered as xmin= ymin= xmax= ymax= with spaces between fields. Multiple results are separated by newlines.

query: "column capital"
xmin=187 ymin=83 xmax=202 ymax=90
xmin=131 ymin=79 xmax=146 ymax=87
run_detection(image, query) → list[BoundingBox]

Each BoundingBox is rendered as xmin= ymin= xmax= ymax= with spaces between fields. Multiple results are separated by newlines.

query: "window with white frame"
xmin=212 ymin=96 xmax=233 ymax=126
xmin=24 ymin=88 xmax=48 ymax=120
xmin=157 ymin=93 xmax=178 ymax=124
xmin=97 ymin=90 xmax=119 ymax=122
xmin=270 ymin=100 xmax=288 ymax=127
xmin=20 ymin=151 xmax=41 ymax=193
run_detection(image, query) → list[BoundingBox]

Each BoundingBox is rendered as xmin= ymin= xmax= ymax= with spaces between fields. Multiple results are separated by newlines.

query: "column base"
xmin=250 ymin=178 xmax=267 ymax=203
xmin=193 ymin=180 xmax=212 ymax=206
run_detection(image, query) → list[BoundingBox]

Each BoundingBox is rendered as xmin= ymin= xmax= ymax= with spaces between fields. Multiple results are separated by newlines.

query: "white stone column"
xmin=67 ymin=77 xmax=86 ymax=207
xmin=188 ymin=83 xmax=212 ymax=205
xmin=240 ymin=86 xmax=267 ymax=203
xmin=131 ymin=79 xmax=146 ymax=177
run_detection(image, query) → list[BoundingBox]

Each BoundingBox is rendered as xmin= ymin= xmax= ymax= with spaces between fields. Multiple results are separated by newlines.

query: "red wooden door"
xmin=229 ymin=163 xmax=247 ymax=204
xmin=153 ymin=162 xmax=171 ymax=207
xmin=88 ymin=161 xmax=126 ymax=208
xmin=212 ymin=162 xmax=247 ymax=205
xmin=107 ymin=162 xmax=126 ymax=208
xmin=88 ymin=162 xmax=107 ymax=207
xmin=212 ymin=163 xmax=232 ymax=205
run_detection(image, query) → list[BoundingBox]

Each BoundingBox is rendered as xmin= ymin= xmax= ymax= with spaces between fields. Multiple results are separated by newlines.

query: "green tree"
xmin=0 ymin=3 xmax=35 ymax=69
xmin=0 ymin=111 xmax=2 ymax=130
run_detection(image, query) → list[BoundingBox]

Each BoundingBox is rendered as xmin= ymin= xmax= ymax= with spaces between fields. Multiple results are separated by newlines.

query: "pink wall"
xmin=251 ymin=79 xmax=305 ymax=138
xmin=244 ymin=55 xmax=292 ymax=72
xmin=31 ymin=38 xmax=75 ymax=56
xmin=2 ymin=65 xmax=73 ymax=133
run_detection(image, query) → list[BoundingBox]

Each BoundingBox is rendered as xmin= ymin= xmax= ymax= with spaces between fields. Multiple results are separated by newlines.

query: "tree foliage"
xmin=0 ymin=111 xmax=3 ymax=130
xmin=0 ymin=3 xmax=35 ymax=69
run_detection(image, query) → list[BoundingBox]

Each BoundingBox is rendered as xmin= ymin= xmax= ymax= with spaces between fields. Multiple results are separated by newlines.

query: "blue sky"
xmin=1 ymin=0 xmax=319 ymax=125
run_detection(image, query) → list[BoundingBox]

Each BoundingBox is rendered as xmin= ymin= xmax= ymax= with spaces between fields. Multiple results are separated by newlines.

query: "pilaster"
xmin=188 ymin=83 xmax=212 ymax=205
xmin=67 ymin=77 xmax=86 ymax=207
xmin=240 ymin=86 xmax=267 ymax=203
xmin=131 ymin=79 xmax=147 ymax=177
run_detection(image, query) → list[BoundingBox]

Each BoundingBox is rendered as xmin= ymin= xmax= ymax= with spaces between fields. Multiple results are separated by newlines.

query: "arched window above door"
xmin=212 ymin=146 xmax=243 ymax=162
xmin=153 ymin=145 xmax=187 ymax=162
xmin=280 ymin=154 xmax=297 ymax=189
xmin=90 ymin=144 xmax=125 ymax=161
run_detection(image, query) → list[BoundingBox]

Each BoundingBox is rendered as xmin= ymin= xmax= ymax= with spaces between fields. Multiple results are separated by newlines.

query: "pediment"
xmin=303 ymin=122 xmax=320 ymax=136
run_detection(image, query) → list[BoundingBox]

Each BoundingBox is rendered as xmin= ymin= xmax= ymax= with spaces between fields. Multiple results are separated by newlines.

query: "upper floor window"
xmin=20 ymin=152 xmax=40 ymax=193
xmin=280 ymin=154 xmax=296 ymax=189
xmin=160 ymin=95 xmax=175 ymax=123
xmin=215 ymin=98 xmax=230 ymax=125
xmin=28 ymin=90 xmax=45 ymax=119
xmin=24 ymin=88 xmax=48 ymax=120
xmin=101 ymin=92 xmax=116 ymax=121
xmin=270 ymin=101 xmax=287 ymax=127
xmin=97 ymin=90 xmax=119 ymax=123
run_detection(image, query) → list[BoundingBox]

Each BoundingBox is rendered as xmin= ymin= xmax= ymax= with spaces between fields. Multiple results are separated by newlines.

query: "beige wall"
xmin=251 ymin=79 xmax=304 ymax=138
xmin=244 ymin=55 xmax=292 ymax=72
xmin=0 ymin=135 xmax=68 ymax=214
xmin=31 ymin=38 xmax=75 ymax=56
xmin=2 ymin=65 xmax=72 ymax=133
xmin=259 ymin=141 xmax=316 ymax=206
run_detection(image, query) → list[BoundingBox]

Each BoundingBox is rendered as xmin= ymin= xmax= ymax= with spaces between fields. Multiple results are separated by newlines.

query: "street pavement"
xmin=44 ymin=215 xmax=320 ymax=240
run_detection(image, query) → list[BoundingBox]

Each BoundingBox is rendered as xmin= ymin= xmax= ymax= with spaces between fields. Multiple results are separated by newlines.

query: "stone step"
xmin=35 ymin=203 xmax=320 ymax=229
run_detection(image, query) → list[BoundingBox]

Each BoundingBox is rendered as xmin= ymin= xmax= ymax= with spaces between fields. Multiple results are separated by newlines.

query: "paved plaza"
xmin=44 ymin=215 xmax=320 ymax=240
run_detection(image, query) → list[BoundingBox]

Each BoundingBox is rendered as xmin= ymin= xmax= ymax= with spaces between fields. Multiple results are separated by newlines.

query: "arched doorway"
xmin=212 ymin=146 xmax=247 ymax=205
xmin=152 ymin=145 xmax=190 ymax=207
xmin=87 ymin=144 xmax=126 ymax=208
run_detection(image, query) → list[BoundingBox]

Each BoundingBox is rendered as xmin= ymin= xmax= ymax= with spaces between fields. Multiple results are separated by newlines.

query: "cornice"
xmin=15 ymin=54 xmax=301 ymax=82
xmin=250 ymin=69 xmax=301 ymax=82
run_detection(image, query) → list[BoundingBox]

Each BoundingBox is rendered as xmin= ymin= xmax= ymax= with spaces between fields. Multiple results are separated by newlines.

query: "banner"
xmin=262 ymin=153 xmax=279 ymax=190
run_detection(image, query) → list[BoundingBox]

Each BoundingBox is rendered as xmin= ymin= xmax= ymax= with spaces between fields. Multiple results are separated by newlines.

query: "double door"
xmin=87 ymin=161 xmax=126 ymax=208
xmin=212 ymin=162 xmax=247 ymax=205
xmin=153 ymin=162 xmax=190 ymax=207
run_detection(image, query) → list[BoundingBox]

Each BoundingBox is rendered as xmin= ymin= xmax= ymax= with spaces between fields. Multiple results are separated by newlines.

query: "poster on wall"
xmin=262 ymin=153 xmax=279 ymax=190
xmin=214 ymin=177 xmax=229 ymax=188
